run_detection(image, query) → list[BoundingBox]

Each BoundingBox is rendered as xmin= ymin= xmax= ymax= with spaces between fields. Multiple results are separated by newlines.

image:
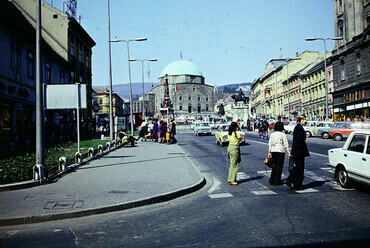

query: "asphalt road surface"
xmin=1 ymin=130 xmax=370 ymax=248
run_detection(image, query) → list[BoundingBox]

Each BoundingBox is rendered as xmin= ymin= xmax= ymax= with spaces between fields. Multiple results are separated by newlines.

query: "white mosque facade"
xmin=151 ymin=60 xmax=215 ymax=117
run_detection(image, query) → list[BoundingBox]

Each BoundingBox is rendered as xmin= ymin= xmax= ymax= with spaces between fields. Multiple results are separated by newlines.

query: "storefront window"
xmin=0 ymin=102 xmax=12 ymax=135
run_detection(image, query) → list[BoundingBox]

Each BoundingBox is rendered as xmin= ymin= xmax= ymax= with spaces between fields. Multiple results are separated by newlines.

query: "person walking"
xmin=227 ymin=122 xmax=242 ymax=185
xmin=268 ymin=121 xmax=291 ymax=185
xmin=160 ymin=121 xmax=167 ymax=144
xmin=169 ymin=119 xmax=177 ymax=144
xmin=285 ymin=115 xmax=310 ymax=190
xmin=153 ymin=119 xmax=159 ymax=143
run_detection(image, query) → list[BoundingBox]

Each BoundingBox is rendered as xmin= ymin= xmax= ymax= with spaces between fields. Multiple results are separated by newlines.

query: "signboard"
xmin=45 ymin=84 xmax=87 ymax=109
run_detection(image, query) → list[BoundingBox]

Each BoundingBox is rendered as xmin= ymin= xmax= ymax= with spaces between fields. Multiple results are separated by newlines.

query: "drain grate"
xmin=44 ymin=200 xmax=84 ymax=209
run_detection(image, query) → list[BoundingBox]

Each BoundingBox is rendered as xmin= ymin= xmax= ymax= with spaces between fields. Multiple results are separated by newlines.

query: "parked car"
xmin=327 ymin=130 xmax=370 ymax=188
xmin=329 ymin=122 xmax=370 ymax=141
xmin=303 ymin=121 xmax=319 ymax=137
xmin=284 ymin=121 xmax=296 ymax=134
xmin=215 ymin=124 xmax=246 ymax=146
xmin=318 ymin=121 xmax=352 ymax=139
xmin=194 ymin=122 xmax=212 ymax=136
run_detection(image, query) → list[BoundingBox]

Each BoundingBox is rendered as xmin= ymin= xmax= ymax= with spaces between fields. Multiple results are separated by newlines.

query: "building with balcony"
xmin=331 ymin=0 xmax=370 ymax=121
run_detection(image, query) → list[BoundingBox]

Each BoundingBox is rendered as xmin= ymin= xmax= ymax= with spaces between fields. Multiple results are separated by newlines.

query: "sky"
xmin=45 ymin=0 xmax=335 ymax=87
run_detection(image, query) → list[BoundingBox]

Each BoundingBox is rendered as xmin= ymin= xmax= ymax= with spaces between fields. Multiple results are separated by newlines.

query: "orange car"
xmin=329 ymin=122 xmax=370 ymax=141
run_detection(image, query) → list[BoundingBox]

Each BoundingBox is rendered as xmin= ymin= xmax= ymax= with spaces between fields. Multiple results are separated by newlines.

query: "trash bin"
xmin=166 ymin=132 xmax=170 ymax=142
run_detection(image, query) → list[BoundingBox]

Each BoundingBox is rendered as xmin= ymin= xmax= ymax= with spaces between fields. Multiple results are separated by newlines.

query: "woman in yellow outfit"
xmin=227 ymin=122 xmax=241 ymax=185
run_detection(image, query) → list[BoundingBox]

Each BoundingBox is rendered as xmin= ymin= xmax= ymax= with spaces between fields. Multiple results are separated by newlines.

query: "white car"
xmin=194 ymin=122 xmax=212 ymax=136
xmin=327 ymin=130 xmax=370 ymax=188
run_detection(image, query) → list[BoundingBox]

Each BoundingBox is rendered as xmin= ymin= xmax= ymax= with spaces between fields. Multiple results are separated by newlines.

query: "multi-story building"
xmin=0 ymin=1 xmax=75 ymax=156
xmin=11 ymin=0 xmax=96 ymax=124
xmin=251 ymin=51 xmax=325 ymax=119
xmin=92 ymin=87 xmax=124 ymax=118
xmin=331 ymin=0 xmax=370 ymax=121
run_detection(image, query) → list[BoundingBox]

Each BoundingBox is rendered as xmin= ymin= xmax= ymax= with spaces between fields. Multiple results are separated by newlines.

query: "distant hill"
xmin=217 ymin=82 xmax=253 ymax=91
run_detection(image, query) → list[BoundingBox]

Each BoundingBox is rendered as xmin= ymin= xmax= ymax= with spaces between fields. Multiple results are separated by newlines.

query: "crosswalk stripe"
xmin=209 ymin=193 xmax=233 ymax=199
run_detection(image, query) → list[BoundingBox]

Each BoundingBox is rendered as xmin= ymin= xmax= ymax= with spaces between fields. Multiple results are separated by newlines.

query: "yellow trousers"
xmin=227 ymin=145 xmax=239 ymax=182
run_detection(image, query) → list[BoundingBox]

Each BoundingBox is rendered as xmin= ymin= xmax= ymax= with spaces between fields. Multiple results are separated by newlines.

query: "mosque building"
xmin=150 ymin=60 xmax=215 ymax=118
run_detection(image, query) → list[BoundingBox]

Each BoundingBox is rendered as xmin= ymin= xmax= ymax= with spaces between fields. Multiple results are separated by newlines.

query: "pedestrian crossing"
xmin=208 ymin=167 xmax=354 ymax=199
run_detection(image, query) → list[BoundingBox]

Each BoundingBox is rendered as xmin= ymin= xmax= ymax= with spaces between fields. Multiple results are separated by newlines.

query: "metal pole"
xmin=127 ymin=42 xmax=134 ymax=135
xmin=76 ymin=83 xmax=81 ymax=154
xmin=107 ymin=0 xmax=114 ymax=142
xmin=141 ymin=60 xmax=145 ymax=121
xmin=323 ymin=39 xmax=328 ymax=120
xmin=35 ymin=0 xmax=45 ymax=183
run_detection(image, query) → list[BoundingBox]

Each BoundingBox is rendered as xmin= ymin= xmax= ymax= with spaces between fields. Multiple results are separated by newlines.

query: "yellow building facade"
xmin=251 ymin=51 xmax=325 ymax=119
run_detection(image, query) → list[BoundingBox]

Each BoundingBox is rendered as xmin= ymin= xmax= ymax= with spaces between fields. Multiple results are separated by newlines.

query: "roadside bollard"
xmin=33 ymin=164 xmax=46 ymax=184
xmin=106 ymin=142 xmax=111 ymax=150
xmin=112 ymin=140 xmax=116 ymax=148
xmin=75 ymin=152 xmax=82 ymax=163
xmin=166 ymin=132 xmax=170 ymax=144
xmin=59 ymin=157 xmax=67 ymax=171
xmin=98 ymin=144 xmax=103 ymax=154
xmin=88 ymin=147 xmax=94 ymax=158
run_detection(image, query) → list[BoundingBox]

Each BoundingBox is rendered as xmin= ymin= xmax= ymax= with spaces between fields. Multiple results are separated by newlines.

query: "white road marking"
xmin=208 ymin=176 xmax=221 ymax=194
xmin=251 ymin=190 xmax=277 ymax=195
xmin=295 ymin=188 xmax=319 ymax=193
xmin=209 ymin=193 xmax=234 ymax=199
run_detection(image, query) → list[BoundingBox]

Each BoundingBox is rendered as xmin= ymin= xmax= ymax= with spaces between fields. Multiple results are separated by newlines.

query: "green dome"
xmin=160 ymin=60 xmax=203 ymax=77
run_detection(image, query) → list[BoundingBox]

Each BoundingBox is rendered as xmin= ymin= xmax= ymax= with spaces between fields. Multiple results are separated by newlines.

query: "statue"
xmin=231 ymin=89 xmax=249 ymax=105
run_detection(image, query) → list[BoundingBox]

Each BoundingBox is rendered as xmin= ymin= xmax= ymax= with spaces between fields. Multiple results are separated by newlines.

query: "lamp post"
xmin=305 ymin=37 xmax=343 ymax=120
xmin=110 ymin=38 xmax=147 ymax=135
xmin=285 ymin=57 xmax=301 ymax=120
xmin=129 ymin=58 xmax=157 ymax=121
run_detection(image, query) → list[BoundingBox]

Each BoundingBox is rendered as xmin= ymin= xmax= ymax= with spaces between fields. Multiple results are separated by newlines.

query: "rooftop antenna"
xmin=280 ymin=48 xmax=282 ymax=58
xmin=180 ymin=52 xmax=182 ymax=60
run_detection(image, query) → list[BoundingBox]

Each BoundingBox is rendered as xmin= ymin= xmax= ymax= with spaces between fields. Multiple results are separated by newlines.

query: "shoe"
xmin=294 ymin=186 xmax=304 ymax=191
xmin=228 ymin=181 xmax=238 ymax=185
xmin=285 ymin=180 xmax=293 ymax=189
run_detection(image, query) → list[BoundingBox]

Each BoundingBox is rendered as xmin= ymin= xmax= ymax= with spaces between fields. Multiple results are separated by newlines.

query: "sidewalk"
xmin=0 ymin=141 xmax=205 ymax=226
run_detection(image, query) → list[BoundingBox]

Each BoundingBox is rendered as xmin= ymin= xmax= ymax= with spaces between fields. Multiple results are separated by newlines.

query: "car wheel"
xmin=338 ymin=166 xmax=351 ymax=188
xmin=333 ymin=134 xmax=343 ymax=141
xmin=305 ymin=131 xmax=311 ymax=138
xmin=216 ymin=139 xmax=219 ymax=145
xmin=322 ymin=132 xmax=329 ymax=139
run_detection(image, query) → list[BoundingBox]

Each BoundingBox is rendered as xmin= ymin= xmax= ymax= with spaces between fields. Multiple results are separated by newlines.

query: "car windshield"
xmin=197 ymin=123 xmax=209 ymax=126
xmin=220 ymin=125 xmax=240 ymax=132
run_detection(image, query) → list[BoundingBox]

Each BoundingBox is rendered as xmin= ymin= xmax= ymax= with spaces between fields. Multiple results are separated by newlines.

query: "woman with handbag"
xmin=285 ymin=115 xmax=310 ymax=190
xmin=267 ymin=121 xmax=291 ymax=185
xmin=227 ymin=122 xmax=242 ymax=185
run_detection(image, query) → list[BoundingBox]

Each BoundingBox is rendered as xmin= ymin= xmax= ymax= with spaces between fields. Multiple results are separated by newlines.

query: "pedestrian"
xmin=169 ymin=119 xmax=177 ymax=144
xmin=153 ymin=119 xmax=159 ymax=143
xmin=160 ymin=121 xmax=167 ymax=144
xmin=268 ymin=121 xmax=291 ymax=185
xmin=227 ymin=122 xmax=242 ymax=185
xmin=285 ymin=115 xmax=310 ymax=190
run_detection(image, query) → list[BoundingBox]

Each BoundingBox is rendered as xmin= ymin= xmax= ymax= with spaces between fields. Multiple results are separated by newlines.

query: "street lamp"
xmin=285 ymin=57 xmax=301 ymax=120
xmin=110 ymin=38 xmax=147 ymax=135
xmin=129 ymin=58 xmax=157 ymax=121
xmin=305 ymin=37 xmax=343 ymax=120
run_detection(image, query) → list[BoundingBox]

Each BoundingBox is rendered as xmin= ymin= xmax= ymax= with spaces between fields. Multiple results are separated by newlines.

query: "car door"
xmin=346 ymin=134 xmax=368 ymax=180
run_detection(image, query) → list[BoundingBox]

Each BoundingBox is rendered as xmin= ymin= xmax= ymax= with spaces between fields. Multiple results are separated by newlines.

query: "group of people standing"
xmin=227 ymin=115 xmax=310 ymax=191
xmin=140 ymin=119 xmax=177 ymax=144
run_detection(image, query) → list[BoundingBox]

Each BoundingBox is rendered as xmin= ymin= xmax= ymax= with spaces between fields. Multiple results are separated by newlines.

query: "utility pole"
xmin=35 ymin=0 xmax=45 ymax=183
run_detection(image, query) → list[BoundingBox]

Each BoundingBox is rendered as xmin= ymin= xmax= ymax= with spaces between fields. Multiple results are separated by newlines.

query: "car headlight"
xmin=223 ymin=135 xmax=228 ymax=141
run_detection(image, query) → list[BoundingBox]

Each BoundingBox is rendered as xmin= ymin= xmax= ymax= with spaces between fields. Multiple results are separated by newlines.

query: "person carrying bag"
xmin=267 ymin=121 xmax=291 ymax=185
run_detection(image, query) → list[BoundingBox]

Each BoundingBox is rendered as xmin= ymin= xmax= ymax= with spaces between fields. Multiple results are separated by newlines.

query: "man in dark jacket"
xmin=286 ymin=115 xmax=310 ymax=190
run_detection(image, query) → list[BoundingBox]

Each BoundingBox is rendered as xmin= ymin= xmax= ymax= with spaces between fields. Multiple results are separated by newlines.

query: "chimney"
xmin=296 ymin=52 xmax=299 ymax=57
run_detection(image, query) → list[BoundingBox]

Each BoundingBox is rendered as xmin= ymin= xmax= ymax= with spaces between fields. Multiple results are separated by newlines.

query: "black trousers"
xmin=270 ymin=152 xmax=285 ymax=185
xmin=287 ymin=156 xmax=305 ymax=188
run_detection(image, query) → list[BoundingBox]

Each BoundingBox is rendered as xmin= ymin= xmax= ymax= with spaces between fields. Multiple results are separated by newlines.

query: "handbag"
xmin=289 ymin=157 xmax=295 ymax=172
xmin=264 ymin=156 xmax=273 ymax=168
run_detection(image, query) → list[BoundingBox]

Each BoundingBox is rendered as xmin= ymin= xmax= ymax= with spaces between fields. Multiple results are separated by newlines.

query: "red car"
xmin=329 ymin=122 xmax=370 ymax=141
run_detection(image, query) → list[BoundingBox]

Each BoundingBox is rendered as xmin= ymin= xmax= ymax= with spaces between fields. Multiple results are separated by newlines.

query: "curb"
xmin=0 ymin=176 xmax=206 ymax=227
